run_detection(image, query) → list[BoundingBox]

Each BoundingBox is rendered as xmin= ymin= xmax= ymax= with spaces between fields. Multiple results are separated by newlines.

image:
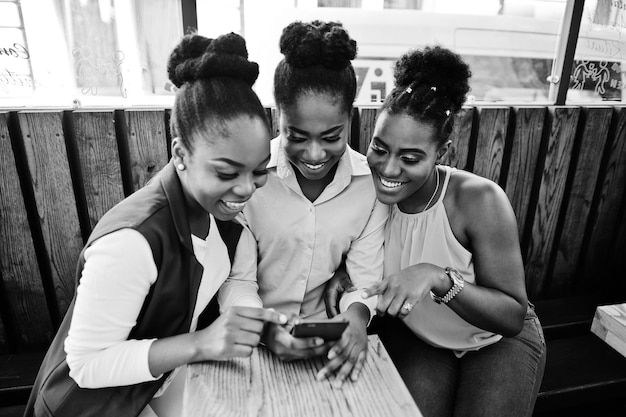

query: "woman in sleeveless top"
xmin=330 ymin=46 xmax=546 ymax=417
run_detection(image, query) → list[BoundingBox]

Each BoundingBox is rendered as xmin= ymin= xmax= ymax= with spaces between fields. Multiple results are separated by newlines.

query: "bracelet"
xmin=430 ymin=267 xmax=465 ymax=305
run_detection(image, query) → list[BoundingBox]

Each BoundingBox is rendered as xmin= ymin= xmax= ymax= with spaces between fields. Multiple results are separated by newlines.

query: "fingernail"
xmin=279 ymin=314 xmax=288 ymax=324
xmin=361 ymin=291 xmax=368 ymax=299
xmin=327 ymin=350 xmax=337 ymax=360
xmin=314 ymin=338 xmax=324 ymax=346
xmin=333 ymin=379 xmax=343 ymax=389
xmin=316 ymin=370 xmax=327 ymax=381
xmin=351 ymin=374 xmax=358 ymax=382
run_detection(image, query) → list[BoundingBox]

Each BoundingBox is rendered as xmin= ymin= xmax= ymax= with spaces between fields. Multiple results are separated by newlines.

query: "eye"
xmin=253 ymin=169 xmax=268 ymax=177
xmin=401 ymin=156 xmax=421 ymax=164
xmin=370 ymin=143 xmax=387 ymax=154
xmin=323 ymin=135 xmax=342 ymax=143
xmin=217 ymin=172 xmax=238 ymax=180
xmin=286 ymin=134 xmax=307 ymax=143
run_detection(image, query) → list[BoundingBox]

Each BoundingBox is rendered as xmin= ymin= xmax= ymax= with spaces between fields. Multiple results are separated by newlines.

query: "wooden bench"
xmin=1 ymin=105 xmax=626 ymax=415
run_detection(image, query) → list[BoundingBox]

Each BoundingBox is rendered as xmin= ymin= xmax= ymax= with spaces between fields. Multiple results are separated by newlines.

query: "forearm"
xmin=148 ymin=333 xmax=201 ymax=377
xmin=434 ymin=273 xmax=527 ymax=336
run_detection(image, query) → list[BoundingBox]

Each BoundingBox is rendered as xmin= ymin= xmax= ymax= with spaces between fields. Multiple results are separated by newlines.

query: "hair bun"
xmin=167 ymin=33 xmax=259 ymax=88
xmin=394 ymin=46 xmax=471 ymax=112
xmin=279 ymin=20 xmax=357 ymax=70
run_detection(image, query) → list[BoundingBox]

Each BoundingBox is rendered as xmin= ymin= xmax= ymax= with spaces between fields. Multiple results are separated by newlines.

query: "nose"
xmin=304 ymin=140 xmax=325 ymax=162
xmin=380 ymin=156 xmax=401 ymax=178
xmin=233 ymin=174 xmax=256 ymax=198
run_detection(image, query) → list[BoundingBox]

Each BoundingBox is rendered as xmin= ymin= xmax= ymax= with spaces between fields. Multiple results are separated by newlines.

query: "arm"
xmin=366 ymin=176 xmax=527 ymax=337
xmin=442 ymin=175 xmax=527 ymax=336
xmin=218 ymin=224 xmax=263 ymax=310
xmin=319 ymin=198 xmax=388 ymax=386
xmin=66 ymin=229 xmax=286 ymax=389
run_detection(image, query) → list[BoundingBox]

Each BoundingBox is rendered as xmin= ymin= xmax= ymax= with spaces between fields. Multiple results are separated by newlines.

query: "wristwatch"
xmin=430 ymin=267 xmax=465 ymax=304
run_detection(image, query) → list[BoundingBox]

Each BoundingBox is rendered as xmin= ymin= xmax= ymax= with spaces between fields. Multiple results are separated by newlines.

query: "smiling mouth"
xmin=221 ymin=200 xmax=246 ymax=210
xmin=302 ymin=161 xmax=326 ymax=170
xmin=379 ymin=176 xmax=406 ymax=189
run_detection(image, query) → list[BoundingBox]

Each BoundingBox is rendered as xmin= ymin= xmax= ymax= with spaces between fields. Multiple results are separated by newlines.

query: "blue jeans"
xmin=373 ymin=306 xmax=546 ymax=417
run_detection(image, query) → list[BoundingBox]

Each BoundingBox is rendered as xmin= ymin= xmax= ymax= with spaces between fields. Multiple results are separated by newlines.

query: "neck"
xmin=398 ymin=166 xmax=440 ymax=214
xmin=293 ymin=163 xmax=338 ymax=203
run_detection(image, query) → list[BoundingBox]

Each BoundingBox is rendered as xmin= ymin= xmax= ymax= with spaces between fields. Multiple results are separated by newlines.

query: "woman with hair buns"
xmin=23 ymin=32 xmax=286 ymax=417
xmin=219 ymin=20 xmax=387 ymax=387
xmin=352 ymin=46 xmax=545 ymax=416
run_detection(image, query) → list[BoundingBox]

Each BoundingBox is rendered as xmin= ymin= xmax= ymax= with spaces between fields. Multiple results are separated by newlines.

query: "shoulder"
xmin=447 ymin=169 xmax=514 ymax=222
xmin=346 ymin=146 xmax=372 ymax=177
xmin=446 ymin=168 xmax=517 ymax=233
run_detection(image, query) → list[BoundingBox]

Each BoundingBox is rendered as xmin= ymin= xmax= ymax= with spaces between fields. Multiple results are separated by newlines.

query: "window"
xmin=2 ymin=0 xmax=624 ymax=107
xmin=567 ymin=0 xmax=625 ymax=102
xmin=1 ymin=0 xmax=182 ymax=108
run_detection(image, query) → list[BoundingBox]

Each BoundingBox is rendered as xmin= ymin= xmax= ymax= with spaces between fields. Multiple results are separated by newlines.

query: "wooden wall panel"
xmin=472 ymin=107 xmax=511 ymax=184
xmin=580 ymin=108 xmax=626 ymax=291
xmin=122 ymin=110 xmax=169 ymax=192
xmin=505 ymin=107 xmax=546 ymax=240
xmin=72 ymin=111 xmax=125 ymax=230
xmin=17 ymin=111 xmax=84 ymax=319
xmin=357 ymin=108 xmax=379 ymax=155
xmin=524 ymin=107 xmax=580 ymax=299
xmin=549 ymin=108 xmax=613 ymax=296
xmin=270 ymin=108 xmax=280 ymax=138
xmin=0 ymin=316 xmax=7 ymax=353
xmin=0 ymin=113 xmax=53 ymax=350
xmin=445 ymin=107 xmax=475 ymax=170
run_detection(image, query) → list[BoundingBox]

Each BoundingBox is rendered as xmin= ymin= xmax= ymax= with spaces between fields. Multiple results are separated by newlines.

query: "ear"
xmin=437 ymin=140 xmax=452 ymax=162
xmin=171 ymin=137 xmax=189 ymax=165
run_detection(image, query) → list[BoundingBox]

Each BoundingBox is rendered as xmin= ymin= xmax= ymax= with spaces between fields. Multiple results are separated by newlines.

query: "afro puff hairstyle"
xmin=167 ymin=33 xmax=269 ymax=150
xmin=274 ymin=20 xmax=358 ymax=113
xmin=382 ymin=46 xmax=471 ymax=146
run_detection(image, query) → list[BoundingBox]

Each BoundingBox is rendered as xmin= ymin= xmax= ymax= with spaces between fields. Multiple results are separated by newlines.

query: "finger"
xmin=230 ymin=344 xmax=254 ymax=358
xmin=361 ymin=282 xmax=387 ymax=299
xmin=326 ymin=286 xmax=340 ymax=318
xmin=375 ymin=292 xmax=396 ymax=316
xmin=350 ymin=351 xmax=366 ymax=382
xmin=387 ymin=297 xmax=407 ymax=317
xmin=234 ymin=307 xmax=289 ymax=325
xmin=232 ymin=329 xmax=262 ymax=347
xmin=333 ymin=353 xmax=358 ymax=388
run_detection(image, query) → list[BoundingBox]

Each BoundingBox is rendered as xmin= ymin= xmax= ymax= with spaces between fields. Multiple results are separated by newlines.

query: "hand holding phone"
xmin=290 ymin=320 xmax=348 ymax=341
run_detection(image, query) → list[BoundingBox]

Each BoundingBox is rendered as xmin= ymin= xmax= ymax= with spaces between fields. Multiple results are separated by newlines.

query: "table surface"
xmin=184 ymin=334 xmax=422 ymax=417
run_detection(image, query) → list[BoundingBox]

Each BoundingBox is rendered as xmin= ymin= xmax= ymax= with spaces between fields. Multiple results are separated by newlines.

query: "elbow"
xmin=501 ymin=302 xmax=527 ymax=338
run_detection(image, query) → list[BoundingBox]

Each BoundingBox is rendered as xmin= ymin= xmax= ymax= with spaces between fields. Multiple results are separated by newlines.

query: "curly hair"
xmin=274 ymin=20 xmax=358 ymax=113
xmin=382 ymin=46 xmax=471 ymax=146
xmin=167 ymin=32 xmax=269 ymax=151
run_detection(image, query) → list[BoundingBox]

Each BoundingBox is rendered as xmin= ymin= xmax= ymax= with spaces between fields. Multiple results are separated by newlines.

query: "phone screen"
xmin=291 ymin=321 xmax=348 ymax=341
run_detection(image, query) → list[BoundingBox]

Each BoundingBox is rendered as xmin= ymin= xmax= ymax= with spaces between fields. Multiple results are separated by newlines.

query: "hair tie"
xmin=431 ymin=86 xmax=437 ymax=92
xmin=405 ymin=86 xmax=413 ymax=94
xmin=445 ymin=110 xmax=451 ymax=116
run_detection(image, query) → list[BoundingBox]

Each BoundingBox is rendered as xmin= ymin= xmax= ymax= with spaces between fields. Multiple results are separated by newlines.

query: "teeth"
xmin=380 ymin=177 xmax=404 ymax=188
xmin=223 ymin=201 xmax=246 ymax=210
xmin=304 ymin=162 xmax=325 ymax=170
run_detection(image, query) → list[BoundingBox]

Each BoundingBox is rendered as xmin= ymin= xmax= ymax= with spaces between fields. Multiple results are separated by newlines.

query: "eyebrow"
xmin=288 ymin=125 xmax=344 ymax=136
xmin=372 ymin=137 xmax=426 ymax=155
xmin=211 ymin=155 xmax=271 ymax=168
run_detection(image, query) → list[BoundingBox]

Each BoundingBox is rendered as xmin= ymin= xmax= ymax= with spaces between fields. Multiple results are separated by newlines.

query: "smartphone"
xmin=290 ymin=320 xmax=348 ymax=341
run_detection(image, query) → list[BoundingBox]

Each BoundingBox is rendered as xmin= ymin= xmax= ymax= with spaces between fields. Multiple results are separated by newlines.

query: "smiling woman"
xmin=23 ymin=32 xmax=286 ymax=417
xmin=217 ymin=19 xmax=388 ymax=389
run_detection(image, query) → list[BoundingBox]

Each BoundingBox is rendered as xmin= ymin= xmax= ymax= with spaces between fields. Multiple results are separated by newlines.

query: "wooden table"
xmin=591 ymin=303 xmax=626 ymax=358
xmin=184 ymin=335 xmax=422 ymax=417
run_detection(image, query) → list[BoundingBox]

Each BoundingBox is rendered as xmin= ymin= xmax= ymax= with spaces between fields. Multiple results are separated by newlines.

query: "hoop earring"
xmin=177 ymin=163 xmax=185 ymax=171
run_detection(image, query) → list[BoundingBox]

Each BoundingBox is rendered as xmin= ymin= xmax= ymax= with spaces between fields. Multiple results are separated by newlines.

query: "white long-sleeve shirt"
xmin=219 ymin=138 xmax=388 ymax=320
xmin=64 ymin=214 xmax=239 ymax=388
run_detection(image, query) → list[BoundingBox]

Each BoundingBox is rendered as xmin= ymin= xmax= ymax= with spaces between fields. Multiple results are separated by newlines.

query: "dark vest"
xmin=24 ymin=163 xmax=242 ymax=417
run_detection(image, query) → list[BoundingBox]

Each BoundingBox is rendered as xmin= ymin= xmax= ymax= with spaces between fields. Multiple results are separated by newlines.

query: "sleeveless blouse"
xmin=384 ymin=165 xmax=502 ymax=354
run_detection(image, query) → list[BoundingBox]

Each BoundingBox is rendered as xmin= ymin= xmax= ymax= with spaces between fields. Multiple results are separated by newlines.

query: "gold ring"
xmin=402 ymin=302 xmax=414 ymax=312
